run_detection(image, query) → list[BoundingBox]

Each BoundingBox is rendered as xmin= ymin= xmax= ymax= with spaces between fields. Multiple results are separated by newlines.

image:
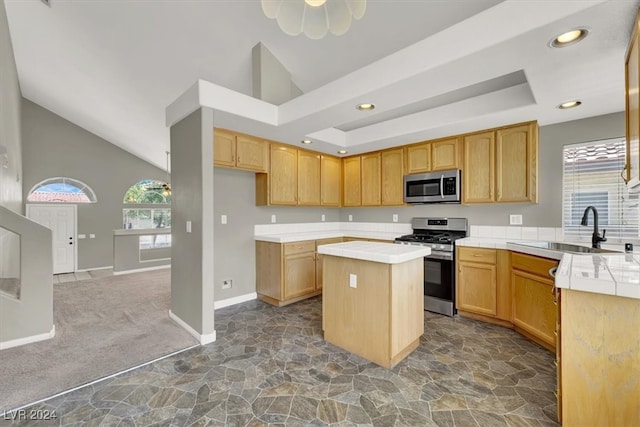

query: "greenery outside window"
xmin=123 ymin=209 xmax=171 ymax=230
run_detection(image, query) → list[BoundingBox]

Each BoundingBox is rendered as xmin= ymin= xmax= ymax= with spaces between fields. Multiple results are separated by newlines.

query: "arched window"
xmin=27 ymin=177 xmax=97 ymax=203
xmin=123 ymin=179 xmax=171 ymax=230
xmin=123 ymin=179 xmax=171 ymax=204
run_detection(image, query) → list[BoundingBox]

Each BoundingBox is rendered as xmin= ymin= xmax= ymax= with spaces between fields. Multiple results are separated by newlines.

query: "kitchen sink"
xmin=509 ymin=241 xmax=621 ymax=254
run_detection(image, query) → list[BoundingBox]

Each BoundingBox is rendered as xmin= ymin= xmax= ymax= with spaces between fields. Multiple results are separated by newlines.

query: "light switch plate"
xmin=78 ymin=234 xmax=86 ymax=239
xmin=321 ymin=214 xmax=325 ymax=222
xmin=393 ymin=214 xmax=398 ymax=223
xmin=89 ymin=234 xmax=96 ymax=239
xmin=221 ymin=215 xmax=227 ymax=225
xmin=186 ymin=221 xmax=192 ymax=233
xmin=349 ymin=273 xmax=357 ymax=288
xmin=509 ymin=214 xmax=523 ymax=225
xmin=271 ymin=214 xmax=276 ymax=223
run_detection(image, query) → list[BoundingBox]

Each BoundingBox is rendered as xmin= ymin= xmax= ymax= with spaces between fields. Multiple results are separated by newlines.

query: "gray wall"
xmin=340 ymin=112 xmax=626 ymax=227
xmin=170 ymin=108 xmax=215 ymax=337
xmin=213 ymin=167 xmax=340 ymax=302
xmin=21 ymin=99 xmax=169 ymax=270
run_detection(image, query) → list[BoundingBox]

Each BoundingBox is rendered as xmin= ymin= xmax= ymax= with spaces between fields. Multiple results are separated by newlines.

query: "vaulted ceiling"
xmin=5 ymin=0 xmax=639 ymax=169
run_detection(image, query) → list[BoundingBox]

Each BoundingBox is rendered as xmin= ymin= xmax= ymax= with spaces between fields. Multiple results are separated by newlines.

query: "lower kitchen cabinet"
xmin=511 ymin=252 xmax=558 ymax=351
xmin=256 ymin=238 xmax=343 ymax=306
xmin=456 ymin=247 xmax=511 ymax=323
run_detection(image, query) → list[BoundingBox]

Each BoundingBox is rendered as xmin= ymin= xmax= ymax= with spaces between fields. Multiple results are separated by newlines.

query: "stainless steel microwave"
xmin=403 ymin=169 xmax=461 ymax=204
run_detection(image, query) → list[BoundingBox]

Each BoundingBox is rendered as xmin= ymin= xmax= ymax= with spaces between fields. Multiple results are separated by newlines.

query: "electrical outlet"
xmin=222 ymin=279 xmax=233 ymax=290
xmin=221 ymin=215 xmax=227 ymax=225
xmin=348 ymin=215 xmax=353 ymax=222
xmin=321 ymin=214 xmax=325 ymax=222
xmin=393 ymin=214 xmax=398 ymax=223
xmin=509 ymin=214 xmax=523 ymax=225
xmin=271 ymin=214 xmax=276 ymax=223
xmin=349 ymin=274 xmax=357 ymax=288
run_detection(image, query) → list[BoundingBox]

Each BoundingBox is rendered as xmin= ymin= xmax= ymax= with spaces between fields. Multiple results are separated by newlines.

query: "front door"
xmin=27 ymin=204 xmax=76 ymax=274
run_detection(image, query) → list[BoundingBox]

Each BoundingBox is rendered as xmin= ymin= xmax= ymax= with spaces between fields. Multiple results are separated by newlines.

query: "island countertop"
xmin=317 ymin=241 xmax=431 ymax=264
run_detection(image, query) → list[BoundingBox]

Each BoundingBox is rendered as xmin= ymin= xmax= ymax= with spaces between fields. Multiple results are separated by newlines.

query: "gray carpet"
xmin=0 ymin=268 xmax=199 ymax=412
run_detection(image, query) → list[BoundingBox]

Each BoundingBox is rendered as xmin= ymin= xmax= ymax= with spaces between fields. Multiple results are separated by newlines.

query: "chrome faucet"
xmin=581 ymin=206 xmax=607 ymax=249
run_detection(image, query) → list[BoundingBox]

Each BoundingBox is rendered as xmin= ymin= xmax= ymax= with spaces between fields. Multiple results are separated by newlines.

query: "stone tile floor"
xmin=6 ymin=297 xmax=559 ymax=426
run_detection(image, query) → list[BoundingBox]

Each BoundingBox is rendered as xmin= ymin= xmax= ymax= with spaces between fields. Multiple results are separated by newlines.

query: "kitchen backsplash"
xmin=470 ymin=225 xmax=564 ymax=241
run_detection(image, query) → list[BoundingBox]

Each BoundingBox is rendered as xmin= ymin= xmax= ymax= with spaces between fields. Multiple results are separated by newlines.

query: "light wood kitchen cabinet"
xmin=320 ymin=155 xmax=341 ymax=207
xmin=315 ymin=237 xmax=344 ymax=290
xmin=560 ymin=290 xmax=640 ymax=426
xmin=406 ymin=137 xmax=461 ymax=174
xmin=456 ymin=247 xmax=511 ymax=322
xmin=213 ymin=128 xmax=268 ymax=172
xmin=268 ymin=144 xmax=298 ymax=205
xmin=496 ymin=123 xmax=538 ymax=202
xmin=297 ymin=150 xmax=321 ymax=206
xmin=431 ymin=138 xmax=461 ymax=171
xmin=626 ymin=9 xmax=640 ymax=187
xmin=511 ymin=252 xmax=558 ymax=352
xmin=342 ymin=156 xmax=362 ymax=206
xmin=463 ymin=131 xmax=495 ymax=203
xmin=361 ymin=153 xmax=381 ymax=206
xmin=381 ymin=148 xmax=405 ymax=205
xmin=256 ymin=240 xmax=321 ymax=306
xmin=463 ymin=122 xmax=538 ymax=204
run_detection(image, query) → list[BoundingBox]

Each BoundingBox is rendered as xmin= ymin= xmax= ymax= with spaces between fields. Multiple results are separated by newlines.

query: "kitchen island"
xmin=317 ymin=241 xmax=430 ymax=368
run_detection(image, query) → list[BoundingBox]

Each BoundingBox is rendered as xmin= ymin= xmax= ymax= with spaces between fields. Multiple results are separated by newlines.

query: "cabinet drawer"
xmin=457 ymin=247 xmax=496 ymax=264
xmin=284 ymin=240 xmax=315 ymax=255
xmin=511 ymin=252 xmax=558 ymax=278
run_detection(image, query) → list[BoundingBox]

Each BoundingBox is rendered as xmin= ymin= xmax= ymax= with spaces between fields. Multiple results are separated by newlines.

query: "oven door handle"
xmin=425 ymin=251 xmax=453 ymax=261
xmin=440 ymin=175 xmax=445 ymax=199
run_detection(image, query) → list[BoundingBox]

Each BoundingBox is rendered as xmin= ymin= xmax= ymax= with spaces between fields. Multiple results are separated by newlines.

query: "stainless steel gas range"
xmin=395 ymin=217 xmax=468 ymax=317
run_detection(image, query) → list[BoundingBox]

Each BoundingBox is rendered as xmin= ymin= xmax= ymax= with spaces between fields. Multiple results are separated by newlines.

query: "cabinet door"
xmin=627 ymin=29 xmax=640 ymax=185
xmin=315 ymin=237 xmax=343 ymax=290
xmin=457 ymin=260 xmax=497 ymax=316
xmin=320 ymin=155 xmax=341 ymax=207
xmin=361 ymin=152 xmax=381 ymax=206
xmin=298 ymin=150 xmax=321 ymax=205
xmin=512 ymin=270 xmax=556 ymax=348
xmin=213 ymin=129 xmax=236 ymax=167
xmin=284 ymin=252 xmax=316 ymax=299
xmin=342 ymin=156 xmax=362 ymax=207
xmin=236 ymin=134 xmax=268 ymax=172
xmin=406 ymin=143 xmax=431 ymax=174
xmin=463 ymin=131 xmax=495 ymax=203
xmin=496 ymin=124 xmax=537 ymax=202
xmin=431 ymin=138 xmax=460 ymax=171
xmin=381 ymin=148 xmax=405 ymax=206
xmin=270 ymin=144 xmax=298 ymax=205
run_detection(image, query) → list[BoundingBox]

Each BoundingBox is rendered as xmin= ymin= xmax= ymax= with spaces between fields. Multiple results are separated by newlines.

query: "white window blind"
xmin=562 ymin=138 xmax=639 ymax=240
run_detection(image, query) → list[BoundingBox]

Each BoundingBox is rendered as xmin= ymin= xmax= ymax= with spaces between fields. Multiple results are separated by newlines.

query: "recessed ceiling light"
xmin=550 ymin=28 xmax=589 ymax=48
xmin=337 ymin=150 xmax=348 ymax=154
xmin=558 ymin=100 xmax=582 ymax=109
xmin=301 ymin=139 xmax=312 ymax=144
xmin=356 ymin=103 xmax=375 ymax=111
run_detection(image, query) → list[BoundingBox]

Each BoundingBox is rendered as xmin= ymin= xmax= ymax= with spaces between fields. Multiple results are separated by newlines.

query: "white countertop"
xmin=317 ymin=241 xmax=431 ymax=264
xmin=457 ymin=237 xmax=640 ymax=300
xmin=254 ymin=230 xmax=403 ymax=243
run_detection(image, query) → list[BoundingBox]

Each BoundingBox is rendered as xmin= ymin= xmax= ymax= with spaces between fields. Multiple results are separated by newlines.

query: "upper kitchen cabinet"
xmin=463 ymin=121 xmax=538 ymax=204
xmin=361 ymin=152 xmax=381 ymax=206
xmin=626 ymin=9 xmax=640 ymax=188
xmin=213 ymin=128 xmax=268 ymax=172
xmin=406 ymin=137 xmax=461 ymax=174
xmin=297 ymin=150 xmax=321 ymax=206
xmin=343 ymin=156 xmax=362 ymax=207
xmin=320 ymin=155 xmax=342 ymax=207
xmin=267 ymin=143 xmax=298 ymax=205
xmin=381 ymin=148 xmax=405 ymax=206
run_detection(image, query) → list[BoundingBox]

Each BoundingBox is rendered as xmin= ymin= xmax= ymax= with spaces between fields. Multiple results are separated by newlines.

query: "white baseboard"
xmin=214 ymin=292 xmax=257 ymax=310
xmin=169 ymin=310 xmax=216 ymax=345
xmin=75 ymin=265 xmax=113 ymax=273
xmin=113 ymin=264 xmax=170 ymax=276
xmin=0 ymin=325 xmax=56 ymax=350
